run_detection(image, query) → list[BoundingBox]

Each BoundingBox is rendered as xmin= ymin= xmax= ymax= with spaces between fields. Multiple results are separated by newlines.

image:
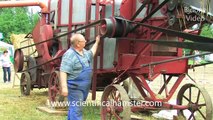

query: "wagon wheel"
xmin=48 ymin=71 xmax=64 ymax=102
xmin=20 ymin=72 xmax=31 ymax=96
xmin=177 ymin=83 xmax=213 ymax=120
xmin=101 ymin=84 xmax=131 ymax=120
xmin=14 ymin=49 xmax=24 ymax=72
xmin=27 ymin=56 xmax=37 ymax=82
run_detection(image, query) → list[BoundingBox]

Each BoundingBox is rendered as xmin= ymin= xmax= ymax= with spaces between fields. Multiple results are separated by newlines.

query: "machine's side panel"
xmin=72 ymin=0 xmax=86 ymax=23
xmin=61 ymin=0 xmax=70 ymax=25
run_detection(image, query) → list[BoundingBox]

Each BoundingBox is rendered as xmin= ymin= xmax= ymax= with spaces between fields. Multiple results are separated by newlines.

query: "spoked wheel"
xmin=20 ymin=72 xmax=31 ymax=96
xmin=48 ymin=71 xmax=64 ymax=102
xmin=27 ymin=56 xmax=37 ymax=82
xmin=101 ymin=84 xmax=131 ymax=120
xmin=177 ymin=83 xmax=213 ymax=120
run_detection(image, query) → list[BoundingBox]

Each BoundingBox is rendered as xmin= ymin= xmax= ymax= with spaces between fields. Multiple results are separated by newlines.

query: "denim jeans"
xmin=2 ymin=67 xmax=11 ymax=83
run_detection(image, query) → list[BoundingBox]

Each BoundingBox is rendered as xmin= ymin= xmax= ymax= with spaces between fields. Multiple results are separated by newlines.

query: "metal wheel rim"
xmin=48 ymin=71 xmax=63 ymax=102
xmin=101 ymin=84 xmax=131 ymax=120
xmin=27 ymin=56 xmax=37 ymax=82
xmin=14 ymin=49 xmax=24 ymax=72
xmin=20 ymin=72 xmax=31 ymax=96
xmin=177 ymin=83 xmax=213 ymax=120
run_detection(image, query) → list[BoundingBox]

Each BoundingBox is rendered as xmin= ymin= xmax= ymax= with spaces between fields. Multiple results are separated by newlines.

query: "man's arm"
xmin=60 ymin=71 xmax=68 ymax=96
xmin=90 ymin=35 xmax=101 ymax=56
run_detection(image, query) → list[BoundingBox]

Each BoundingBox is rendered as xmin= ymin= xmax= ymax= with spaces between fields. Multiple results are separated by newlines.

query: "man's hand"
xmin=61 ymin=86 xmax=68 ymax=96
xmin=60 ymin=71 xmax=68 ymax=96
xmin=91 ymin=35 xmax=101 ymax=56
xmin=95 ymin=35 xmax=100 ymax=44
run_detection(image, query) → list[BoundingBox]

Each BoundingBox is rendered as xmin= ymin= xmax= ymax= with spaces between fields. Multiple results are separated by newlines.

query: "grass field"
xmin=0 ymin=88 xmax=65 ymax=120
xmin=0 ymin=87 xmax=102 ymax=120
xmin=0 ymin=86 xmax=155 ymax=120
xmin=0 ymin=64 xmax=213 ymax=120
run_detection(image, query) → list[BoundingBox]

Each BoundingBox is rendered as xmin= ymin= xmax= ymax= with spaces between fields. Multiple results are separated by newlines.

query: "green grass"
xmin=0 ymin=88 xmax=65 ymax=120
xmin=0 ymin=83 xmax=195 ymax=120
xmin=0 ymin=88 xmax=100 ymax=120
xmin=83 ymin=105 xmax=100 ymax=120
xmin=0 ymin=87 xmax=161 ymax=120
xmin=188 ymin=59 xmax=208 ymax=65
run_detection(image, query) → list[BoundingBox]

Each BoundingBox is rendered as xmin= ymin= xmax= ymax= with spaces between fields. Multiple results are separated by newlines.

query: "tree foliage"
xmin=184 ymin=24 xmax=213 ymax=55
xmin=200 ymin=24 xmax=213 ymax=38
xmin=0 ymin=7 xmax=39 ymax=44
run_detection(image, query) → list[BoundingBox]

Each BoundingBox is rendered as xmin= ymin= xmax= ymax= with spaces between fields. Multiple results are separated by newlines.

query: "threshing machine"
xmin=1 ymin=0 xmax=213 ymax=119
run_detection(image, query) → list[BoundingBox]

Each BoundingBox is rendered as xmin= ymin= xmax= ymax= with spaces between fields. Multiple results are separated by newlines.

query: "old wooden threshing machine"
xmin=1 ymin=0 xmax=213 ymax=119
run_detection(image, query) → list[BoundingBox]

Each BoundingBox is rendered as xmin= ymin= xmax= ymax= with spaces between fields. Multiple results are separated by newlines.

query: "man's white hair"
xmin=70 ymin=34 xmax=84 ymax=46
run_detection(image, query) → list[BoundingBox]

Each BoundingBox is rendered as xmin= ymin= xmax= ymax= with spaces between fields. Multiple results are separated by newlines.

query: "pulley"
xmin=168 ymin=14 xmax=176 ymax=26
xmin=14 ymin=49 xmax=24 ymax=72
xmin=100 ymin=17 xmax=132 ymax=38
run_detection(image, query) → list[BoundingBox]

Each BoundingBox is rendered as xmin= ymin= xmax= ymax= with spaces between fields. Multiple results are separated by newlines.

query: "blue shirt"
xmin=60 ymin=48 xmax=93 ymax=80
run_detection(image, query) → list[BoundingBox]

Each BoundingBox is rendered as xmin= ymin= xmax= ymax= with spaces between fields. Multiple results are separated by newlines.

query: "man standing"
xmin=60 ymin=34 xmax=100 ymax=120
xmin=0 ymin=50 xmax=12 ymax=83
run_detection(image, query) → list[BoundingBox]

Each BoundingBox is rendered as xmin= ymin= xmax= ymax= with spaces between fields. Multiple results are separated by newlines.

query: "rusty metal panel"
xmin=103 ymin=38 xmax=116 ymax=68
xmin=152 ymin=36 xmax=178 ymax=52
xmin=72 ymin=0 xmax=86 ymax=23
xmin=59 ymin=27 xmax=69 ymax=49
xmin=61 ymin=0 xmax=70 ymax=24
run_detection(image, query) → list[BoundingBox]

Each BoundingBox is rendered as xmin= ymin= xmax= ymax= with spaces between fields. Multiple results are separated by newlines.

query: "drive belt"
xmin=18 ymin=19 xmax=102 ymax=50
xmin=21 ymin=37 xmax=97 ymax=72
xmin=117 ymin=17 xmax=213 ymax=43
xmin=118 ymin=37 xmax=213 ymax=52
xmin=20 ymin=20 xmax=102 ymax=72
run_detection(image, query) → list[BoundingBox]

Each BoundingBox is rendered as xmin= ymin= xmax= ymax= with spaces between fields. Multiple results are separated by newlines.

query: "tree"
xmin=183 ymin=24 xmax=213 ymax=56
xmin=0 ymin=7 xmax=39 ymax=44
xmin=200 ymin=24 xmax=213 ymax=38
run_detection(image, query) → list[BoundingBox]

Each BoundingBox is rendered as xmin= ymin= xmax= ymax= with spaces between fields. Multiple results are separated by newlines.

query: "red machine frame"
xmin=1 ymin=0 xmax=212 ymax=119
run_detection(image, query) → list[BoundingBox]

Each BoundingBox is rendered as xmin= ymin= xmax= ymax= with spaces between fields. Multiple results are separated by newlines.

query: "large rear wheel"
xmin=101 ymin=84 xmax=131 ymax=120
xmin=48 ymin=71 xmax=64 ymax=102
xmin=177 ymin=83 xmax=213 ymax=120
